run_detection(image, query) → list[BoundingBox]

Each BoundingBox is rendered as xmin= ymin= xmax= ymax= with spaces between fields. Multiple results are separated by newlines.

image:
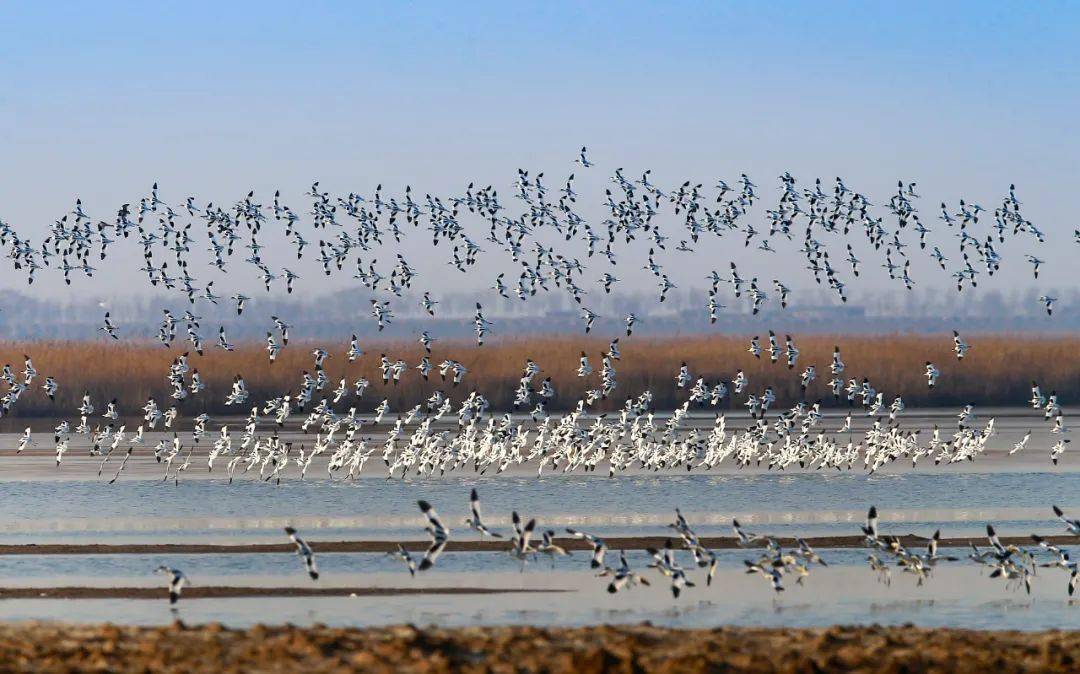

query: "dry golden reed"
xmin=0 ymin=333 xmax=1075 ymax=417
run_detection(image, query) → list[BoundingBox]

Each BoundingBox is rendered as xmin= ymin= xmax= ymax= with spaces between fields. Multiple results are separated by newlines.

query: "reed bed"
xmin=0 ymin=333 xmax=1075 ymax=417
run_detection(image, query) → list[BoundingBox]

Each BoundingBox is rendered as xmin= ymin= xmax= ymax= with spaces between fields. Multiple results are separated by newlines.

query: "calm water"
xmin=1 ymin=471 xmax=1077 ymax=543
xmin=1 ymin=549 xmax=1078 ymax=630
xmin=2 ymin=408 xmax=1078 ymax=630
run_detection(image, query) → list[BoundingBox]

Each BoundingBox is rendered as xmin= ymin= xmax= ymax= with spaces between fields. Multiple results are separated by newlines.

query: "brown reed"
xmin=0 ymin=333 xmax=1075 ymax=417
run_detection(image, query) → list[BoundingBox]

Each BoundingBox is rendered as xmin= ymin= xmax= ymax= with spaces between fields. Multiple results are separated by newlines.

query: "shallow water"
xmin=1 ymin=473 xmax=1078 ymax=631
xmin=1 ymin=406 xmax=1077 ymax=630
xmin=1 ymin=550 xmax=1078 ymax=631
xmin=0 ymin=471 xmax=1077 ymax=544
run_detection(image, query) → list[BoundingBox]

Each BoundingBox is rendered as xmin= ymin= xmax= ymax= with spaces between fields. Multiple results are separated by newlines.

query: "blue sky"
xmin=1 ymin=2 xmax=1077 ymax=299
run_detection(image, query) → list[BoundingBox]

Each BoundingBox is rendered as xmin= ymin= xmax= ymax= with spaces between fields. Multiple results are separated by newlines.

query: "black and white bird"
xmin=346 ymin=335 xmax=364 ymax=362
xmin=100 ymin=312 xmax=119 ymax=340
xmin=861 ymin=506 xmax=880 ymax=545
xmin=464 ymin=488 xmax=502 ymax=538
xmin=732 ymin=519 xmax=764 ymax=547
xmin=744 ymin=559 xmax=784 ymax=594
xmin=1053 ymin=505 xmax=1080 ymax=536
xmin=418 ymin=500 xmax=450 ymax=570
xmin=566 ymin=528 xmax=607 ymax=568
xmin=925 ymin=362 xmax=940 ymax=388
xmin=952 ymin=330 xmax=969 ymax=360
xmin=536 ymin=530 xmax=571 ymax=566
xmin=217 ymin=326 xmax=235 ymax=351
xmin=42 ymin=376 xmax=58 ymax=401
xmin=271 ymin=316 xmax=291 ymax=345
xmin=748 ymin=336 xmax=761 ymax=359
xmin=1025 ymin=255 xmax=1044 ymax=279
xmin=647 ymin=539 xmax=697 ymax=598
xmin=1011 ymin=430 xmax=1032 ymax=455
xmin=1038 ymin=295 xmax=1056 ymax=316
xmin=284 ymin=526 xmax=319 ymax=580
xmin=600 ymin=550 xmax=650 ymax=593
xmin=230 ymin=293 xmax=250 ymax=315
xmin=154 ymin=565 xmax=189 ymax=605
xmin=17 ymin=427 xmax=32 ymax=453
xmin=574 ymin=146 xmax=594 ymax=168
xmin=389 ymin=543 xmax=417 ymax=576
xmin=509 ymin=511 xmax=537 ymax=570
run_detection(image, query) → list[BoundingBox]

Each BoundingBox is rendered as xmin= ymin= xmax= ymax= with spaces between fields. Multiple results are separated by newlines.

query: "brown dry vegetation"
xmin=0 ymin=333 xmax=1076 ymax=417
xmin=2 ymin=622 xmax=1079 ymax=673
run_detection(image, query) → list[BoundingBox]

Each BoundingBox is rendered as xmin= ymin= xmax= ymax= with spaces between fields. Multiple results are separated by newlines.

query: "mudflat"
xmin=0 ymin=586 xmax=565 ymax=600
xmin=1 ymin=533 xmax=1070 ymax=555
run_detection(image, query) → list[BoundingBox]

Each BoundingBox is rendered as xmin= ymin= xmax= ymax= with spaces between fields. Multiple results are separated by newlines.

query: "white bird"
xmin=17 ymin=427 xmax=32 ymax=453
xmin=1010 ymin=431 xmax=1031 ymax=455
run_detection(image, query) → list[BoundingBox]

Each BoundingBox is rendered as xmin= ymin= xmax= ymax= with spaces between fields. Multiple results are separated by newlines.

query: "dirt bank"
xmin=1 ymin=622 xmax=1078 ymax=673
xmin=0 ymin=533 xmax=1071 ymax=555
xmin=0 ymin=586 xmax=564 ymax=600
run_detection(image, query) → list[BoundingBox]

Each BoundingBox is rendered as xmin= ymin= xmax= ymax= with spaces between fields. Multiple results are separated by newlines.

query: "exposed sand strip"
xmin=0 ymin=586 xmax=566 ymax=600
xmin=0 ymin=533 xmax=1072 ymax=555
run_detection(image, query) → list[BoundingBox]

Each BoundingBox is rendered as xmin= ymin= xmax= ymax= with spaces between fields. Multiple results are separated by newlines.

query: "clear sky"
xmin=1 ymin=1 xmax=1077 ymax=302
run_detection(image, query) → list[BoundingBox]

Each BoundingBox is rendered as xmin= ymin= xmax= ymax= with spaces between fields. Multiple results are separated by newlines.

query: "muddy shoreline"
xmin=1 ymin=622 xmax=1078 ymax=673
xmin=1 ymin=533 xmax=1072 ymax=555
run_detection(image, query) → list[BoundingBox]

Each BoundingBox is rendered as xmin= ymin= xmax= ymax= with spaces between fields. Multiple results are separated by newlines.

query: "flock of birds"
xmin=154 ymin=493 xmax=1080 ymax=605
xmin=0 ymin=150 xmax=1072 ymax=478
xmin=0 ymin=157 xmax=1074 ymax=625
xmin=2 ymin=150 xmax=1071 ymax=328
xmin=8 ymin=325 xmax=1069 ymax=481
